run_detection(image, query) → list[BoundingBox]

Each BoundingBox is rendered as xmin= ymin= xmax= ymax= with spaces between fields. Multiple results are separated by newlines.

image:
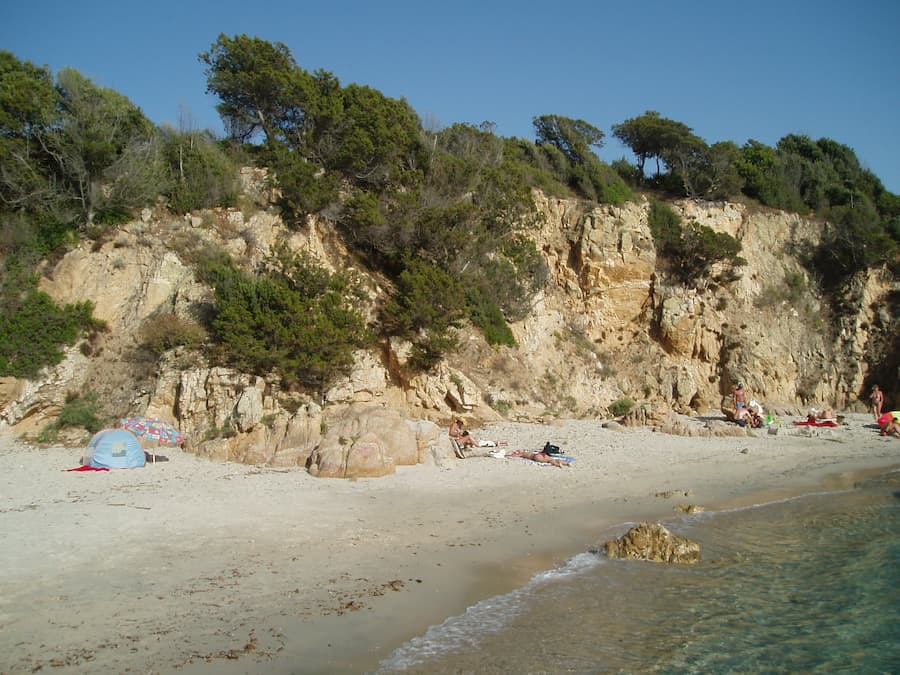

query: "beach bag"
xmin=543 ymin=442 xmax=562 ymax=455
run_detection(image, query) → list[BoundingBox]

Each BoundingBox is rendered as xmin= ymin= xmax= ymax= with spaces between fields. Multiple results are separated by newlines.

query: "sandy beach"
xmin=1 ymin=413 xmax=897 ymax=674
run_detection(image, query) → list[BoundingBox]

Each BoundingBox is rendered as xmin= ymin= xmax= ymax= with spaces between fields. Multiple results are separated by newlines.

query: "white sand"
xmin=1 ymin=414 xmax=897 ymax=673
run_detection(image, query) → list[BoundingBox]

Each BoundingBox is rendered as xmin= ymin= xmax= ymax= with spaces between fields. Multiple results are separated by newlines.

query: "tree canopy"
xmin=199 ymin=34 xmax=304 ymax=144
xmin=611 ymin=109 xmax=898 ymax=285
xmin=1 ymin=37 xmax=897 ymax=391
xmin=612 ymin=111 xmax=694 ymax=179
xmin=533 ymin=114 xmax=605 ymax=166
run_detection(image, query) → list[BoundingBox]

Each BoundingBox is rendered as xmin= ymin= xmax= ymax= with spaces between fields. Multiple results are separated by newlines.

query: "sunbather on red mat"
xmin=794 ymin=408 xmax=838 ymax=427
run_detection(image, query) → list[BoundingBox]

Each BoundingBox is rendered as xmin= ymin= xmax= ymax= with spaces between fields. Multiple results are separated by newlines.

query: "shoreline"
xmin=346 ymin=457 xmax=900 ymax=675
xmin=1 ymin=414 xmax=897 ymax=673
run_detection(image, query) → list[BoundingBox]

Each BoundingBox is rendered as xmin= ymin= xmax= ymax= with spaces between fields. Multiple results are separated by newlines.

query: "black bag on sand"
xmin=543 ymin=442 xmax=562 ymax=455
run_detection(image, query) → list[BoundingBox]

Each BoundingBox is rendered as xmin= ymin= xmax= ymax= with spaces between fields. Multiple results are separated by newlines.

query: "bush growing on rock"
xmin=466 ymin=286 xmax=516 ymax=347
xmin=0 ymin=257 xmax=103 ymax=379
xmin=382 ymin=257 xmax=466 ymax=370
xmin=199 ymin=244 xmax=370 ymax=392
xmin=139 ymin=313 xmax=207 ymax=356
xmin=160 ymin=126 xmax=241 ymax=213
xmin=608 ymin=398 xmax=635 ymax=417
xmin=37 ymin=390 xmax=103 ymax=442
xmin=647 ymin=199 xmax=743 ymax=285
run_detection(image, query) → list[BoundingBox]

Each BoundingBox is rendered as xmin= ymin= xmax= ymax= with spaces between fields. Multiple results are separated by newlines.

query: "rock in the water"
xmin=674 ymin=504 xmax=705 ymax=514
xmin=602 ymin=522 xmax=700 ymax=564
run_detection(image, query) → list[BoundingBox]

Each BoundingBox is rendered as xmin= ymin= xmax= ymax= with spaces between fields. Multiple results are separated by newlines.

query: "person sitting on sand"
xmin=733 ymin=405 xmax=751 ymax=426
xmin=508 ymin=449 xmax=571 ymax=468
xmin=882 ymin=419 xmax=900 ymax=438
xmin=808 ymin=407 xmax=836 ymax=421
xmin=877 ymin=411 xmax=900 ymax=437
xmin=749 ymin=409 xmax=764 ymax=428
xmin=449 ymin=418 xmax=477 ymax=449
xmin=448 ymin=417 xmax=478 ymax=459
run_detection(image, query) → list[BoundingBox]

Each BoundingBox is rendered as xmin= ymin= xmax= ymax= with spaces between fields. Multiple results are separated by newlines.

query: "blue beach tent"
xmin=84 ymin=429 xmax=146 ymax=469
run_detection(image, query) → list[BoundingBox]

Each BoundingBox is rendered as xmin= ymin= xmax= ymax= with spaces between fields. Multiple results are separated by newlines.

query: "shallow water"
xmin=376 ymin=471 xmax=900 ymax=674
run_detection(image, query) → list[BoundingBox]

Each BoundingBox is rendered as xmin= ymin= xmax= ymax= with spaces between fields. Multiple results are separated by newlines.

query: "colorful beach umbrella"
xmin=118 ymin=416 xmax=185 ymax=446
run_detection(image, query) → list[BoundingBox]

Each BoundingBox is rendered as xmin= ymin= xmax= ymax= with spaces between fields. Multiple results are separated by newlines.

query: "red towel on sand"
xmin=793 ymin=420 xmax=838 ymax=427
xmin=66 ymin=465 xmax=110 ymax=472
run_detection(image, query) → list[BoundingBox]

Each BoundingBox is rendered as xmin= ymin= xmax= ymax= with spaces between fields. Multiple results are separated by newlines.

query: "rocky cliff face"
xmin=458 ymin=193 xmax=894 ymax=418
xmin=1 ymin=174 xmax=895 ymax=472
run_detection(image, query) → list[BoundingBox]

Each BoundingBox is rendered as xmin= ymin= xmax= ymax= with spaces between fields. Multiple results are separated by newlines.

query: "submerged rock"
xmin=602 ymin=522 xmax=701 ymax=564
xmin=674 ymin=504 xmax=705 ymax=514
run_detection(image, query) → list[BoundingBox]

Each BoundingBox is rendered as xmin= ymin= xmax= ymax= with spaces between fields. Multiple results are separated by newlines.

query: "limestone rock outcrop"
xmin=619 ymin=404 xmax=752 ymax=437
xmin=620 ymin=404 xmax=673 ymax=428
xmin=1 ymin=175 xmax=896 ymax=473
xmin=307 ymin=405 xmax=442 ymax=478
xmin=603 ymin=522 xmax=701 ymax=564
xmin=164 ymin=361 xmax=324 ymax=467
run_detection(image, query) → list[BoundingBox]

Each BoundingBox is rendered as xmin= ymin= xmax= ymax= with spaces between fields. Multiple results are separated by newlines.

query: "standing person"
xmin=733 ymin=382 xmax=748 ymax=413
xmin=870 ymin=384 xmax=884 ymax=420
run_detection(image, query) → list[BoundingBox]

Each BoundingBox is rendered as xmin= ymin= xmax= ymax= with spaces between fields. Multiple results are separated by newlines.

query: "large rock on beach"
xmin=603 ymin=522 xmax=701 ymax=564
xmin=307 ymin=404 xmax=442 ymax=478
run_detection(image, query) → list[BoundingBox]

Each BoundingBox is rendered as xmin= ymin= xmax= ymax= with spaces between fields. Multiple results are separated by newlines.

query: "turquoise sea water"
xmin=376 ymin=470 xmax=900 ymax=674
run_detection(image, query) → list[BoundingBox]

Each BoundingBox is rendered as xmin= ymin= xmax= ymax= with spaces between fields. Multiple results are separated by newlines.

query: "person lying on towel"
xmin=794 ymin=408 xmax=839 ymax=427
xmin=507 ymin=449 xmax=571 ymax=467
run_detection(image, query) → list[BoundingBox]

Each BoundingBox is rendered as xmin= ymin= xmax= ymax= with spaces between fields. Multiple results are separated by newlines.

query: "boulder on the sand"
xmin=620 ymin=405 xmax=671 ymax=427
xmin=602 ymin=522 xmax=701 ymax=564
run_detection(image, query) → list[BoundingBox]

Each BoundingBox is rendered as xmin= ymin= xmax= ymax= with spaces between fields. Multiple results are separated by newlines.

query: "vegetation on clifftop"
xmin=0 ymin=35 xmax=897 ymax=392
xmin=612 ymin=110 xmax=899 ymax=286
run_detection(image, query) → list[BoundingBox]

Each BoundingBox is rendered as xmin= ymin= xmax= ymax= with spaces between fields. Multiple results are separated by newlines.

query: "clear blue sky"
xmin=4 ymin=0 xmax=899 ymax=192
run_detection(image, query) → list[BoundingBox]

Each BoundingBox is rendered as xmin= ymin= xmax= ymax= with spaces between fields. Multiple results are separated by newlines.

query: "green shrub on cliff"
xmin=648 ymin=200 xmax=683 ymax=253
xmin=466 ymin=287 xmax=516 ymax=347
xmin=647 ymin=200 xmax=744 ymax=284
xmin=0 ymin=257 xmax=102 ymax=379
xmin=810 ymin=201 xmax=898 ymax=290
xmin=677 ymin=221 xmax=744 ymax=281
xmin=382 ymin=257 xmax=467 ymax=370
xmin=160 ymin=126 xmax=241 ymax=212
xmin=37 ymin=390 xmax=103 ymax=442
xmin=608 ymin=398 xmax=635 ymax=417
xmin=200 ymin=245 xmax=370 ymax=392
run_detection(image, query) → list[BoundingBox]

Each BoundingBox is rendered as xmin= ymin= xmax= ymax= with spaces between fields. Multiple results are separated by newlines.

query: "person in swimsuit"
xmin=449 ymin=418 xmax=477 ymax=449
xmin=870 ymin=384 xmax=884 ymax=420
xmin=733 ymin=382 xmax=747 ymax=411
xmin=508 ymin=450 xmax=570 ymax=467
